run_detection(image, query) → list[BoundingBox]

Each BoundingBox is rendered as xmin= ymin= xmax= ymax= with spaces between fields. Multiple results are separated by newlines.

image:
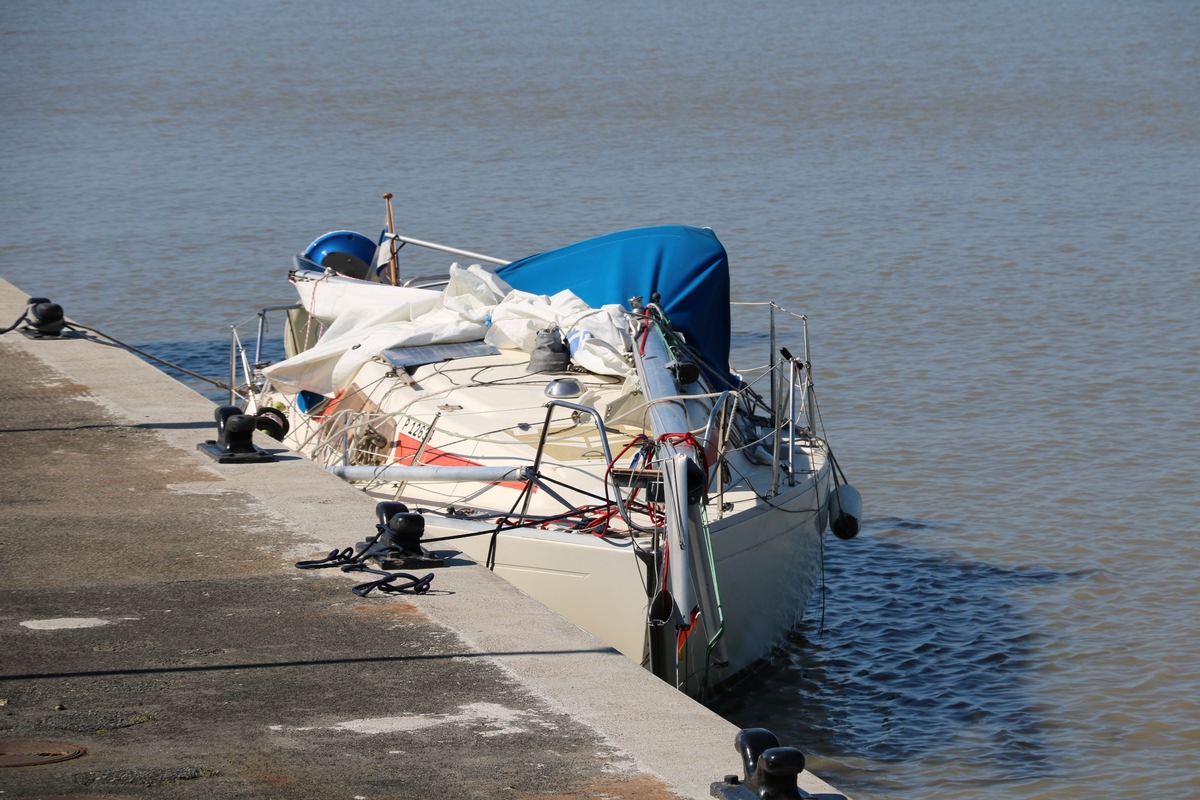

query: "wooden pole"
xmin=383 ymin=192 xmax=399 ymax=286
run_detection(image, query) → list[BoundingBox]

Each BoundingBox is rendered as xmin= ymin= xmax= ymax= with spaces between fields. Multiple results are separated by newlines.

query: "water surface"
xmin=3 ymin=2 xmax=1197 ymax=797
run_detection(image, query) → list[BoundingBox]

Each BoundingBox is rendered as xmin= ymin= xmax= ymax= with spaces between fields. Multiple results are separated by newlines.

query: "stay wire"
xmin=64 ymin=320 xmax=232 ymax=390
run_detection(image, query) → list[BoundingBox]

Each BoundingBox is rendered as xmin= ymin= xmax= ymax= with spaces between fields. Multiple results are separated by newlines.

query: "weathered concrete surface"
xmin=0 ymin=279 xmax=849 ymax=799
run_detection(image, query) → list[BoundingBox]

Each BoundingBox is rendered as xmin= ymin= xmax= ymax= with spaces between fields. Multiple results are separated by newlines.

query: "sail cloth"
xmin=495 ymin=225 xmax=731 ymax=376
xmin=263 ymin=264 xmax=632 ymax=396
xmin=262 ymin=225 xmax=730 ymax=397
xmin=263 ymin=264 xmax=498 ymax=395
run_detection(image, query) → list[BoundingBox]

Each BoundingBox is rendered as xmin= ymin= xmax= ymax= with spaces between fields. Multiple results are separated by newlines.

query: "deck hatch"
xmin=381 ymin=341 xmax=500 ymax=368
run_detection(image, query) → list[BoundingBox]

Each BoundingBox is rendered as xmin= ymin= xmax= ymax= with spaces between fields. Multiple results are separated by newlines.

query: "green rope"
xmin=698 ymin=504 xmax=726 ymax=700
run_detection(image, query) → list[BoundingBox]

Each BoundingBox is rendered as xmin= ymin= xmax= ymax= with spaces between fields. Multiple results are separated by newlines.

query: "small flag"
xmin=372 ymin=228 xmax=393 ymax=278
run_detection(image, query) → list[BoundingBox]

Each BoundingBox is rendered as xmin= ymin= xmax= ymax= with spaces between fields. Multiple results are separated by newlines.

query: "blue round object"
xmin=303 ymin=230 xmax=377 ymax=268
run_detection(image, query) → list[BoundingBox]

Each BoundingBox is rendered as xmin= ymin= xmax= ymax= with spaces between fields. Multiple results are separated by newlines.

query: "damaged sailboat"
xmin=232 ymin=215 xmax=861 ymax=698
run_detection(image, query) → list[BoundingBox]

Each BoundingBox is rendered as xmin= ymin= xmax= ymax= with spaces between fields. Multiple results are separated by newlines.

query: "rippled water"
xmin=3 ymin=2 xmax=1197 ymax=798
xmin=714 ymin=522 xmax=1081 ymax=795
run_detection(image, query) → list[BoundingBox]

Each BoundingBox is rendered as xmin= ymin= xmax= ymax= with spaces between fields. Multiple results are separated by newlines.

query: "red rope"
xmin=637 ymin=308 xmax=652 ymax=355
xmin=676 ymin=608 xmax=701 ymax=657
xmin=590 ymin=434 xmax=655 ymax=536
xmin=656 ymin=431 xmax=708 ymax=477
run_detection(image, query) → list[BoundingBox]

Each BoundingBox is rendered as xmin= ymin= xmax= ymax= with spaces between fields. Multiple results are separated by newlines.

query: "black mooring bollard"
xmin=197 ymin=405 xmax=276 ymax=464
xmin=710 ymin=727 xmax=809 ymax=800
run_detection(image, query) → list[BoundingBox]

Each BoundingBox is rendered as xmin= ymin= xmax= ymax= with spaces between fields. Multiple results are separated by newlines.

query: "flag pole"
xmin=383 ymin=192 xmax=399 ymax=286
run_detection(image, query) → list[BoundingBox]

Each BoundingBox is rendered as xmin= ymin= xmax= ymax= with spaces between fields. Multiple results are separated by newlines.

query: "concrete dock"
xmin=0 ymin=279 xmax=848 ymax=799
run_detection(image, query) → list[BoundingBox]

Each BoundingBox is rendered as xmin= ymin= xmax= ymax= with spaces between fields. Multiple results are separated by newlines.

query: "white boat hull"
xmin=354 ymin=458 xmax=832 ymax=697
xmin=243 ymin=223 xmax=858 ymax=699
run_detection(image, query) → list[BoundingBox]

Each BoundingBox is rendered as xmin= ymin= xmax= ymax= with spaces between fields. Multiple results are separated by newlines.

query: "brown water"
xmin=3 ymin=2 xmax=1197 ymax=797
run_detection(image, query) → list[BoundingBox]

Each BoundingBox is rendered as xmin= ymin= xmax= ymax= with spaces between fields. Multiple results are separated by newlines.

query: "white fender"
xmin=829 ymin=483 xmax=862 ymax=540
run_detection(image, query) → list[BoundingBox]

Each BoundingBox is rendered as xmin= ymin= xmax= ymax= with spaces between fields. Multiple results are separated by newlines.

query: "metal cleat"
xmin=358 ymin=502 xmax=445 ymax=569
xmin=711 ymin=728 xmax=811 ymax=800
xmin=197 ymin=405 xmax=276 ymax=463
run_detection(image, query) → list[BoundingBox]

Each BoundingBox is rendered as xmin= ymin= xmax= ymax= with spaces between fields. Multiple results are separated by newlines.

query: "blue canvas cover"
xmin=496 ymin=225 xmax=731 ymax=374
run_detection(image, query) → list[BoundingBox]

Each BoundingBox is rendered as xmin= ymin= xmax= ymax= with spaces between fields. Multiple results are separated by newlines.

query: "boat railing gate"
xmin=735 ymin=301 xmax=816 ymax=494
xmin=525 ymin=398 xmax=650 ymax=533
xmin=228 ymin=303 xmax=303 ymax=406
xmin=705 ymin=390 xmax=739 ymax=517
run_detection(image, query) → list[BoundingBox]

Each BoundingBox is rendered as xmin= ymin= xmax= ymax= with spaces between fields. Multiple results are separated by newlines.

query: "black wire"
xmin=828 ymin=448 xmax=850 ymax=485
xmin=351 ymin=571 xmax=434 ymax=597
xmin=420 ymin=527 xmax=506 ymax=543
xmin=818 ymin=535 xmax=827 ymax=637
xmin=63 ymin=321 xmax=232 ymax=390
xmin=294 ymin=529 xmax=435 ymax=597
xmin=0 ymin=310 xmax=29 ymax=335
xmin=486 ymin=478 xmax=538 ymax=570
xmin=295 ymin=547 xmax=358 ymax=569
xmin=420 ymin=504 xmax=614 ymax=542
xmin=416 ymin=466 xmax=665 ymax=544
xmin=3 ymin=312 xmax=232 ymax=391
xmin=533 ymin=472 xmax=612 ymax=505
